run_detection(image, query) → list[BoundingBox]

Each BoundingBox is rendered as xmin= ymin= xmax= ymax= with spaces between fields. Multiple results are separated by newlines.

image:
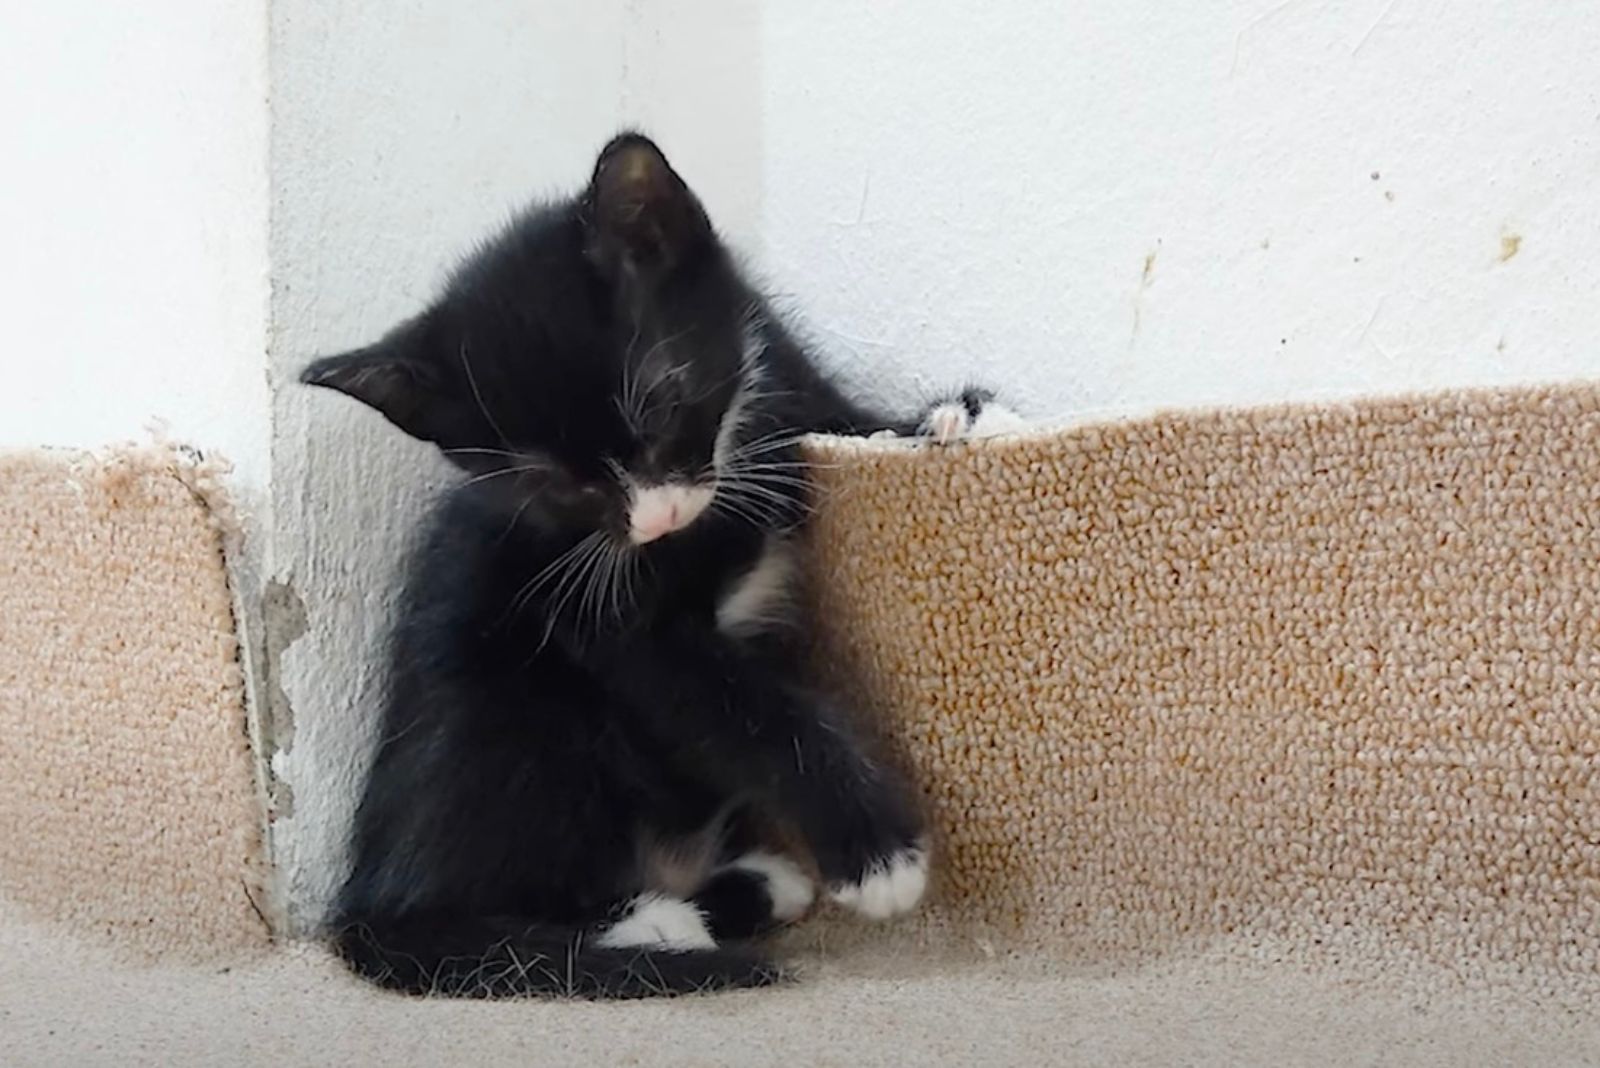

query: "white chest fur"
xmin=716 ymin=535 xmax=800 ymax=637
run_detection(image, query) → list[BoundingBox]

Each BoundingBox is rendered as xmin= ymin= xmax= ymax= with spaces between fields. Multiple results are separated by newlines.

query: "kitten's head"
xmin=302 ymin=134 xmax=777 ymax=545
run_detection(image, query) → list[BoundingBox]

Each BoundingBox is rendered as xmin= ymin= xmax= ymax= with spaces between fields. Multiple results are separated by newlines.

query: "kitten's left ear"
xmin=584 ymin=132 xmax=711 ymax=274
xmin=300 ymin=314 xmax=464 ymax=444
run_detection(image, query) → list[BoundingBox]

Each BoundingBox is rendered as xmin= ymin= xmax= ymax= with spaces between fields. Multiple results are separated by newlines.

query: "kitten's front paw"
xmin=918 ymin=388 xmax=1025 ymax=444
xmin=828 ymin=844 xmax=929 ymax=921
xmin=969 ymin=400 xmax=1028 ymax=437
xmin=921 ymin=401 xmax=974 ymax=445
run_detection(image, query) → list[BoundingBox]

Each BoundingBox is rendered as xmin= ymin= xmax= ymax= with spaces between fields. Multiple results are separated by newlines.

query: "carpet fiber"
xmin=804 ymin=384 xmax=1600 ymax=994
xmin=0 ymin=446 xmax=267 ymax=959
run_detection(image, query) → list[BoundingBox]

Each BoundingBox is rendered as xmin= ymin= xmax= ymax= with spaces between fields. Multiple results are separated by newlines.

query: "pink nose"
xmin=631 ymin=502 xmax=681 ymax=544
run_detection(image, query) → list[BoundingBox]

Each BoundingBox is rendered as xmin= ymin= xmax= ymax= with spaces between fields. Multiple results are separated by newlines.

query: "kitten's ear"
xmin=300 ymin=315 xmax=453 ymax=442
xmin=584 ymin=132 xmax=710 ymax=273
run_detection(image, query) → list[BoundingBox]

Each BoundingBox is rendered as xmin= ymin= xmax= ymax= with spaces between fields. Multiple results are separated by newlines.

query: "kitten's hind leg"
xmin=693 ymin=852 xmax=816 ymax=941
xmin=597 ymin=892 xmax=717 ymax=951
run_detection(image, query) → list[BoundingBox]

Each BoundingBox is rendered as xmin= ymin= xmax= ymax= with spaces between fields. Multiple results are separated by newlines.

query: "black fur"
xmin=303 ymin=133 xmax=996 ymax=998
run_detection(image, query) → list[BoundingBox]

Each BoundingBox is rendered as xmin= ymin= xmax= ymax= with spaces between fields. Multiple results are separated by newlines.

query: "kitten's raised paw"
xmin=727 ymin=852 xmax=816 ymax=922
xmin=828 ymin=845 xmax=929 ymax=921
xmin=918 ymin=389 xmax=1024 ymax=444
xmin=921 ymin=402 xmax=972 ymax=445
xmin=969 ymin=401 xmax=1027 ymax=438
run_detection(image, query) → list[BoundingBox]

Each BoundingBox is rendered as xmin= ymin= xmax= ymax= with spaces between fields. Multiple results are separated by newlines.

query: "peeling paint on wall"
xmin=259 ymin=579 xmax=306 ymax=819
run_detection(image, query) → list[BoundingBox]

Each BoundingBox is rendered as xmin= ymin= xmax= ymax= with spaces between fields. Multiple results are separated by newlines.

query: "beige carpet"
xmin=2 ymin=897 xmax=1597 ymax=1067
xmin=7 ymin=385 xmax=1600 ymax=1064
xmin=0 ymin=447 xmax=268 ymax=960
xmin=804 ymin=383 xmax=1600 ymax=997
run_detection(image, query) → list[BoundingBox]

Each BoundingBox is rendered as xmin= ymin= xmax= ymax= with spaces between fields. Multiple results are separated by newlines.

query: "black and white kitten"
xmin=303 ymin=134 xmax=1008 ymax=999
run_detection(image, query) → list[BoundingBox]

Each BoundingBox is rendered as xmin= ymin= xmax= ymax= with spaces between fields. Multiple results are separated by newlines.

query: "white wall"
xmin=757 ymin=2 xmax=1600 ymax=418
xmin=0 ymin=2 xmax=271 ymax=499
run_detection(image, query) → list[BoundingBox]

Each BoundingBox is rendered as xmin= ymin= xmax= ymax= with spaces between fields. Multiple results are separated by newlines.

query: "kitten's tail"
xmin=333 ymin=915 xmax=783 ymax=999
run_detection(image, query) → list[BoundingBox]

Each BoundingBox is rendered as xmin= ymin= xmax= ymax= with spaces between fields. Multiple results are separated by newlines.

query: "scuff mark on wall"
xmin=1499 ymin=232 xmax=1522 ymax=263
xmin=1352 ymin=0 xmax=1405 ymax=56
xmin=1131 ymin=245 xmax=1159 ymax=345
xmin=259 ymin=578 xmax=307 ymax=820
xmin=1230 ymin=0 xmax=1308 ymax=77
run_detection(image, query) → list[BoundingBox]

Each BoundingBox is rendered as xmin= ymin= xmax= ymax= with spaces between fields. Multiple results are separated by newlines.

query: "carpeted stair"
xmin=3 ymin=385 xmax=1599 ymax=1066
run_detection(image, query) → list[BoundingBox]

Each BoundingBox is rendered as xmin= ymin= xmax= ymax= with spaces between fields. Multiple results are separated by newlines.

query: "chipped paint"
xmin=259 ymin=579 xmax=308 ymax=819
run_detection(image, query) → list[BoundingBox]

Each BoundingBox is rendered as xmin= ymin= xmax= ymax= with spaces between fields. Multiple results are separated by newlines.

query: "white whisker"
xmin=459 ymin=342 xmax=513 ymax=450
xmin=709 ymin=495 xmax=773 ymax=529
xmin=459 ymin=463 xmax=549 ymax=488
xmin=623 ymin=326 xmax=696 ymax=426
xmin=580 ymin=539 xmax=621 ymax=638
xmin=723 ymin=470 xmax=816 ymax=490
xmin=496 ymin=495 xmax=535 ymax=543
xmin=725 ymin=433 xmax=809 ymax=462
xmin=713 ymin=488 xmax=803 ymax=527
xmin=624 ymin=551 xmax=642 ymax=622
xmin=509 ymin=532 xmax=601 ymax=623
xmin=724 ymin=459 xmax=818 ymax=471
xmin=539 ymin=536 xmax=608 ymax=650
xmin=444 ymin=446 xmax=525 ymax=460
xmin=719 ymin=475 xmax=814 ymax=502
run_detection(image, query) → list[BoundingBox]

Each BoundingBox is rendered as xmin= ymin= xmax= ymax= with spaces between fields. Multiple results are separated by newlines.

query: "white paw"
xmin=969 ymin=402 xmax=1027 ymax=438
xmin=597 ymin=893 xmax=716 ymax=951
xmin=829 ymin=846 xmax=929 ymax=921
xmin=921 ymin=403 xmax=971 ymax=445
xmin=727 ymin=852 xmax=816 ymax=923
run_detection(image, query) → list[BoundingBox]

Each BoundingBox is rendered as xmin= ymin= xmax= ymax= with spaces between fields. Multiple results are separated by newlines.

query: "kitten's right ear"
xmin=584 ymin=132 xmax=710 ymax=274
xmin=300 ymin=317 xmax=449 ymax=442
